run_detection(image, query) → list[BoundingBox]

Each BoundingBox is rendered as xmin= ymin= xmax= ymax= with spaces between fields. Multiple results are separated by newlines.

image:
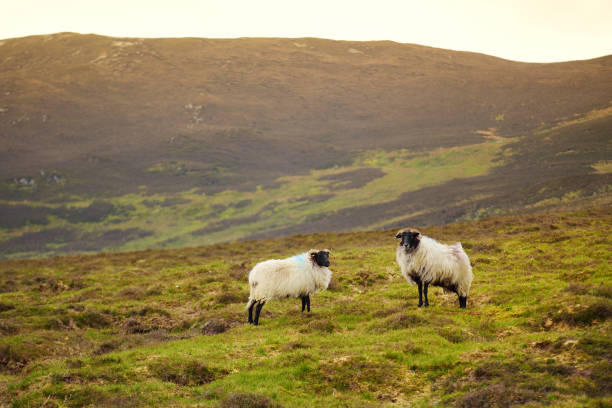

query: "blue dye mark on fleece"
xmin=290 ymin=253 xmax=307 ymax=268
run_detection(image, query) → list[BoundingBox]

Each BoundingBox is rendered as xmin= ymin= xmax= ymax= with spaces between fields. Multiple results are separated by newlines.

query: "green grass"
xmin=1 ymin=204 xmax=610 ymax=406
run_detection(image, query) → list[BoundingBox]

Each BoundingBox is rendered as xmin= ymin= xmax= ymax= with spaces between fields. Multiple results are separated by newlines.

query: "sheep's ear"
xmin=395 ymin=233 xmax=401 ymax=239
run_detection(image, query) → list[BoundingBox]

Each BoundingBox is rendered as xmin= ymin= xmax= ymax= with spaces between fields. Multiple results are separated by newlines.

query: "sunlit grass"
xmin=1 ymin=205 xmax=610 ymax=406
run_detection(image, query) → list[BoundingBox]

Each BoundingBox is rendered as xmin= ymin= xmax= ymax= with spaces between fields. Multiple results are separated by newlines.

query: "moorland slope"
xmin=0 ymin=204 xmax=610 ymax=406
xmin=1 ymin=34 xmax=611 ymax=257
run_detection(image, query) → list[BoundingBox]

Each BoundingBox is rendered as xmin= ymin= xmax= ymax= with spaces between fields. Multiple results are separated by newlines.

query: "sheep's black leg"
xmin=423 ymin=283 xmax=429 ymax=307
xmin=459 ymin=296 xmax=467 ymax=309
xmin=248 ymin=300 xmax=255 ymax=323
xmin=306 ymin=295 xmax=311 ymax=312
xmin=254 ymin=301 xmax=266 ymax=325
xmin=417 ymin=281 xmax=423 ymax=307
xmin=301 ymin=296 xmax=306 ymax=312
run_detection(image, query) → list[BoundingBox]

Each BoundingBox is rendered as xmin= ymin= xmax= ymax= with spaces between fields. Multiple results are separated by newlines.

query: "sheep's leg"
xmin=417 ymin=281 xmax=423 ymax=307
xmin=306 ymin=295 xmax=311 ymax=312
xmin=254 ymin=301 xmax=266 ymax=325
xmin=301 ymin=296 xmax=306 ymax=312
xmin=459 ymin=296 xmax=467 ymax=309
xmin=247 ymin=300 xmax=256 ymax=323
xmin=423 ymin=283 xmax=429 ymax=307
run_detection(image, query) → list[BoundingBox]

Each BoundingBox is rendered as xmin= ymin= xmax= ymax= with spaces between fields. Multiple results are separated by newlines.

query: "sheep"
xmin=395 ymin=228 xmax=473 ymax=308
xmin=246 ymin=249 xmax=332 ymax=325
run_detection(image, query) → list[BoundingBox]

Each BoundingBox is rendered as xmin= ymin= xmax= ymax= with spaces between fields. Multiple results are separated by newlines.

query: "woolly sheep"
xmin=395 ymin=228 xmax=473 ymax=308
xmin=246 ymin=249 xmax=332 ymax=325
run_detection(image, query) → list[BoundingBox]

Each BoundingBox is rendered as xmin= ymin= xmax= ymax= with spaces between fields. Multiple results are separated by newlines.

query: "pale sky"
xmin=2 ymin=0 xmax=612 ymax=62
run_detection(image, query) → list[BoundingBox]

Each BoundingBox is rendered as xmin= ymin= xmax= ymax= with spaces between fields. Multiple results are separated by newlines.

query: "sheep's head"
xmin=395 ymin=228 xmax=422 ymax=250
xmin=310 ymin=249 xmax=330 ymax=267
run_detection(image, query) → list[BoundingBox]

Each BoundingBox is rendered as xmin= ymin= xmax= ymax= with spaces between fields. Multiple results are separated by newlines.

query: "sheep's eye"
xmin=396 ymin=234 xmax=401 ymax=239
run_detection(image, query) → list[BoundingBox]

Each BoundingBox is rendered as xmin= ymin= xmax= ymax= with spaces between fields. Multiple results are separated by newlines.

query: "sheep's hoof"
xmin=424 ymin=303 xmax=429 ymax=307
xmin=418 ymin=303 xmax=423 ymax=307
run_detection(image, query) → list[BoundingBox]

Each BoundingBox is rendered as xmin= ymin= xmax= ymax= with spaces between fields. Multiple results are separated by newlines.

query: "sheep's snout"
xmin=400 ymin=236 xmax=412 ymax=248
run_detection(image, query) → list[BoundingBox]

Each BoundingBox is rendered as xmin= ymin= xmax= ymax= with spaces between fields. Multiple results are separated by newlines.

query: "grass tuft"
xmin=202 ymin=319 xmax=232 ymax=335
xmin=148 ymin=358 xmax=227 ymax=386
xmin=218 ymin=392 xmax=282 ymax=408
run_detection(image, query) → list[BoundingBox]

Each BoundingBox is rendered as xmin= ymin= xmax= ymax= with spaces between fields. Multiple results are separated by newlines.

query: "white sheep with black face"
xmin=395 ymin=228 xmax=473 ymax=308
xmin=246 ymin=249 xmax=332 ymax=325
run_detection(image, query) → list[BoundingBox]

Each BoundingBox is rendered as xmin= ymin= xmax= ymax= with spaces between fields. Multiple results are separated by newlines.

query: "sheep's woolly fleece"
xmin=397 ymin=235 xmax=473 ymax=297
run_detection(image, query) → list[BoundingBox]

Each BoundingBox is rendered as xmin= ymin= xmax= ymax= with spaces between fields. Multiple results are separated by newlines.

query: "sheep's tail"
xmin=450 ymin=242 xmax=470 ymax=267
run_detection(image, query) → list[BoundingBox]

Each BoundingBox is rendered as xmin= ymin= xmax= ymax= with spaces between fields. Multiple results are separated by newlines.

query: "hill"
xmin=1 ymin=205 xmax=610 ymax=406
xmin=0 ymin=33 xmax=611 ymax=258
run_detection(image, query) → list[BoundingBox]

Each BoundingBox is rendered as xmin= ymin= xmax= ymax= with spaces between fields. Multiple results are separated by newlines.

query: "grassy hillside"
xmin=2 ymin=33 xmax=611 ymax=197
xmin=1 ymin=33 xmax=611 ymax=258
xmin=1 ymin=204 xmax=610 ymax=407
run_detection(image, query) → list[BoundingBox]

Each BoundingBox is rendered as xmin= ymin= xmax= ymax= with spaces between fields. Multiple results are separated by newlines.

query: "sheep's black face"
xmin=396 ymin=230 xmax=421 ymax=250
xmin=313 ymin=251 xmax=330 ymax=267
